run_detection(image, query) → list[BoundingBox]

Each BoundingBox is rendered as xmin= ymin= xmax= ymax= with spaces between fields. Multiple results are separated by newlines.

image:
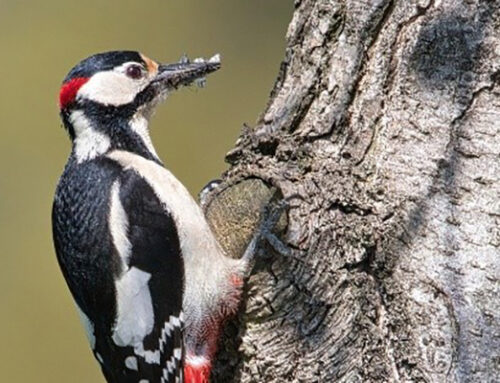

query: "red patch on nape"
xmin=59 ymin=77 xmax=89 ymax=109
xmin=184 ymin=362 xmax=211 ymax=383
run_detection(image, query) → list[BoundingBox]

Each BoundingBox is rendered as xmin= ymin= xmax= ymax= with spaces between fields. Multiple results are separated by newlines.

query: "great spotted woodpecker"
xmin=52 ymin=51 xmax=260 ymax=383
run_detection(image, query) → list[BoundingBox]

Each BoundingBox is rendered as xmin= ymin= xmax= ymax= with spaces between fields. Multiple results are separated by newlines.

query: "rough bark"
xmin=204 ymin=1 xmax=500 ymax=382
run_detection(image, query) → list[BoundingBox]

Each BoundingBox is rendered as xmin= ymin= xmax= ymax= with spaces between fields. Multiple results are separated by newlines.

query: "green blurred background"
xmin=0 ymin=1 xmax=292 ymax=381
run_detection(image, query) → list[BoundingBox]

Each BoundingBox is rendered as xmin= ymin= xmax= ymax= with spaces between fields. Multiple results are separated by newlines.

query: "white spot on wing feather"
xmin=174 ymin=347 xmax=182 ymax=360
xmin=134 ymin=342 xmax=160 ymax=364
xmin=159 ymin=314 xmax=183 ymax=352
xmin=167 ymin=359 xmax=174 ymax=373
xmin=125 ymin=356 xmax=139 ymax=371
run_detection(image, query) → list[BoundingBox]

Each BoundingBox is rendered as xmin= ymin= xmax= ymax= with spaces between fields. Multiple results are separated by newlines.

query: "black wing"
xmin=53 ymin=159 xmax=184 ymax=383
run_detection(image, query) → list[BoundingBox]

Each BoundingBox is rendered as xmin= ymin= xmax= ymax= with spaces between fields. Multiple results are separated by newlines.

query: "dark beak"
xmin=153 ymin=54 xmax=221 ymax=89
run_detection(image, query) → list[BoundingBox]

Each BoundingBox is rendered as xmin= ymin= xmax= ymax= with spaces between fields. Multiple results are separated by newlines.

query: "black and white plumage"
xmin=53 ymin=157 xmax=184 ymax=382
xmin=52 ymin=51 xmax=245 ymax=383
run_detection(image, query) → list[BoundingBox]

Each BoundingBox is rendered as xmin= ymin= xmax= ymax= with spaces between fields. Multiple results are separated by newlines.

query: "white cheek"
xmin=78 ymin=71 xmax=149 ymax=106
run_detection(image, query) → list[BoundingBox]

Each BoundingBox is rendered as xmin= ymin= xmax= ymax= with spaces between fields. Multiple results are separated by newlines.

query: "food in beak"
xmin=155 ymin=54 xmax=221 ymax=89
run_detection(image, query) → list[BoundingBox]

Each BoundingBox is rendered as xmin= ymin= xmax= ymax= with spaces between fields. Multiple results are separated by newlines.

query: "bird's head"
xmin=58 ymin=50 xmax=220 ymax=161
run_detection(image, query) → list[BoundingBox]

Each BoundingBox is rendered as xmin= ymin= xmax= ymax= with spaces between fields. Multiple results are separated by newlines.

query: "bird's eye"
xmin=126 ymin=65 xmax=144 ymax=79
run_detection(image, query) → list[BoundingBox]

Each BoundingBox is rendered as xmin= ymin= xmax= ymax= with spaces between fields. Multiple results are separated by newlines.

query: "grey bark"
xmin=204 ymin=1 xmax=500 ymax=382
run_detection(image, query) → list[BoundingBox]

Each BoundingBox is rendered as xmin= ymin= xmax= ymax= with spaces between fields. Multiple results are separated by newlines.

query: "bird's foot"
xmin=241 ymin=193 xmax=297 ymax=267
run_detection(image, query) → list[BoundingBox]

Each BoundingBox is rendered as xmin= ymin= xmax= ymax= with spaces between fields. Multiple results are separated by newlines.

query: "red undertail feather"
xmin=184 ymin=361 xmax=211 ymax=383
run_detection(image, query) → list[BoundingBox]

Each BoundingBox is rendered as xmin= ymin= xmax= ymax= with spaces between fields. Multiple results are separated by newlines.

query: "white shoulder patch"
xmin=70 ymin=110 xmax=111 ymax=162
xmin=112 ymin=267 xmax=154 ymax=347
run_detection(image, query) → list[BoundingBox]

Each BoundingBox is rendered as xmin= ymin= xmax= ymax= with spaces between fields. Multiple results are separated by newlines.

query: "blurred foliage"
xmin=0 ymin=1 xmax=292 ymax=381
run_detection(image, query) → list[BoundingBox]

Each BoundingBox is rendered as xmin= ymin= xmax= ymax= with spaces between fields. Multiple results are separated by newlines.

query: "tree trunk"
xmin=204 ymin=1 xmax=500 ymax=382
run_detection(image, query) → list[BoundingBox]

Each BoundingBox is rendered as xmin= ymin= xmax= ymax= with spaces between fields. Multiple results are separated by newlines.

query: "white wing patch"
xmin=112 ymin=267 xmax=155 ymax=347
xmin=70 ymin=110 xmax=111 ymax=163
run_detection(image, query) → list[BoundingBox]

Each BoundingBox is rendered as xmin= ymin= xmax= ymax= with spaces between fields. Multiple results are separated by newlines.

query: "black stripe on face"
xmin=63 ymin=51 xmax=146 ymax=83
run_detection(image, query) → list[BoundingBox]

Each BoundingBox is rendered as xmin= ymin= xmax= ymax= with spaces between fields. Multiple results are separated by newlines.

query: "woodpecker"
xmin=52 ymin=51 xmax=255 ymax=383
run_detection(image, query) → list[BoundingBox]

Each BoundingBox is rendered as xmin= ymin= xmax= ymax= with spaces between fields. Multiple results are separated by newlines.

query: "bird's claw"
xmin=258 ymin=198 xmax=291 ymax=257
xmin=241 ymin=194 xmax=295 ymax=266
